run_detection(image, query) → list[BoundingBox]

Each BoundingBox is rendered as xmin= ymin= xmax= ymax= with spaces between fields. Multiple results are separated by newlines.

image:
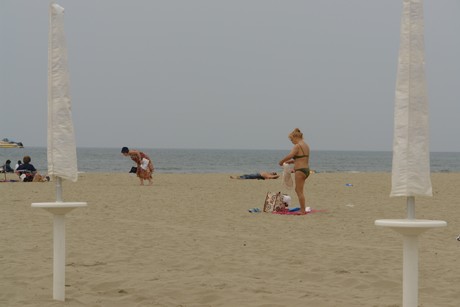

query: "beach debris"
xmin=345 ymin=183 xmax=353 ymax=187
xmin=248 ymin=208 xmax=261 ymax=213
xmin=456 ymin=234 xmax=460 ymax=241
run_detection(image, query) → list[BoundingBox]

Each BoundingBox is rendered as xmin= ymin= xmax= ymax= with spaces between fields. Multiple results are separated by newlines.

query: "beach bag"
xmin=263 ymin=192 xmax=284 ymax=212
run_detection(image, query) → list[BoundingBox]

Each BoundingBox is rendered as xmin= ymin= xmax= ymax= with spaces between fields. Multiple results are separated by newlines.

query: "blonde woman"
xmin=279 ymin=128 xmax=310 ymax=214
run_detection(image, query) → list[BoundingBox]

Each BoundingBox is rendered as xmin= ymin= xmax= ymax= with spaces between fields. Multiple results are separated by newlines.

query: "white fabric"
xmin=47 ymin=3 xmax=78 ymax=182
xmin=282 ymin=163 xmax=293 ymax=189
xmin=282 ymin=195 xmax=291 ymax=206
xmin=140 ymin=158 xmax=149 ymax=170
xmin=390 ymin=0 xmax=431 ymax=197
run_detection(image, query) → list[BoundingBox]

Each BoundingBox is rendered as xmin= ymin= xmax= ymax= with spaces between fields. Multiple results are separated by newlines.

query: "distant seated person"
xmin=230 ymin=171 xmax=280 ymax=180
xmin=15 ymin=156 xmax=49 ymax=182
xmin=14 ymin=160 xmax=22 ymax=171
xmin=1 ymin=160 xmax=14 ymax=173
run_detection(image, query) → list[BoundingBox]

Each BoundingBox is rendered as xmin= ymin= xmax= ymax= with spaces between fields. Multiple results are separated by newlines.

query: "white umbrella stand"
xmin=32 ymin=197 xmax=86 ymax=301
xmin=375 ymin=202 xmax=445 ymax=307
xmin=32 ymin=2 xmax=86 ymax=302
xmin=375 ymin=1 xmax=446 ymax=307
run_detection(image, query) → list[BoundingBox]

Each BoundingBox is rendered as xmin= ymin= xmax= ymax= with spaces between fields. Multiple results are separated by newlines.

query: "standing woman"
xmin=279 ymin=128 xmax=310 ymax=214
xmin=121 ymin=147 xmax=154 ymax=185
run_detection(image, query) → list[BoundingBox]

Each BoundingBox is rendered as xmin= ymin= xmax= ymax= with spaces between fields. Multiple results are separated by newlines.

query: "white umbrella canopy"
xmin=47 ymin=2 xmax=78 ymax=183
xmin=390 ymin=0 xmax=431 ymax=198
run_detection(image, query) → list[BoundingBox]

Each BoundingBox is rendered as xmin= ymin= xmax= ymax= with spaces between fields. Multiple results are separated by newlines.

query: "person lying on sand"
xmin=230 ymin=172 xmax=279 ymax=180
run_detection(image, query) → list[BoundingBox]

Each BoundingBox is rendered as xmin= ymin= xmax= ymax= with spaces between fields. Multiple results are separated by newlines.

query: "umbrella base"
xmin=32 ymin=202 xmax=87 ymax=301
xmin=375 ymin=219 xmax=446 ymax=236
xmin=375 ymin=219 xmax=446 ymax=307
xmin=32 ymin=202 xmax=87 ymax=215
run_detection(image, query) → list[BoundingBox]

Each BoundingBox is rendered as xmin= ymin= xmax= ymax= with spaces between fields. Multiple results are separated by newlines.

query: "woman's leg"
xmin=145 ymin=162 xmax=153 ymax=185
xmin=148 ymin=172 xmax=153 ymax=185
xmin=136 ymin=167 xmax=145 ymax=185
xmin=295 ymin=171 xmax=307 ymax=213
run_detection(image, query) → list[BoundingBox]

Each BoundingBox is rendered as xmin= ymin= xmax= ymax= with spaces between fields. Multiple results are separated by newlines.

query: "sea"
xmin=1 ymin=147 xmax=460 ymax=174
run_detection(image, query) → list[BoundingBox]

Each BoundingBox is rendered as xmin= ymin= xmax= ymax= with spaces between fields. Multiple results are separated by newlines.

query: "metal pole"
xmin=53 ymin=214 xmax=66 ymax=301
xmin=56 ymin=177 xmax=63 ymax=202
xmin=402 ymin=234 xmax=419 ymax=307
xmin=407 ymin=196 xmax=415 ymax=219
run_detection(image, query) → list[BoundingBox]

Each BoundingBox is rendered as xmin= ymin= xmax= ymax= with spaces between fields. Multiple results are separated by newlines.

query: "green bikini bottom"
xmin=295 ymin=168 xmax=310 ymax=177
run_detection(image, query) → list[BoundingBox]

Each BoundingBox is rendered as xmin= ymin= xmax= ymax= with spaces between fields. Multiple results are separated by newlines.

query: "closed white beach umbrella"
xmin=375 ymin=1 xmax=446 ymax=306
xmin=47 ymin=2 xmax=78 ymax=183
xmin=390 ymin=0 xmax=431 ymax=198
xmin=32 ymin=2 xmax=86 ymax=302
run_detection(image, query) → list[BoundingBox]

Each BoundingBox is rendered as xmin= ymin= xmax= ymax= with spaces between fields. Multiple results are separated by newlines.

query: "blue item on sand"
xmin=248 ymin=208 xmax=261 ymax=213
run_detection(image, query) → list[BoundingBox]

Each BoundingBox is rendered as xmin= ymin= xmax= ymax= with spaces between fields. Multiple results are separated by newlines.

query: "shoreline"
xmin=1 ymin=172 xmax=459 ymax=306
xmin=3 ymin=148 xmax=460 ymax=174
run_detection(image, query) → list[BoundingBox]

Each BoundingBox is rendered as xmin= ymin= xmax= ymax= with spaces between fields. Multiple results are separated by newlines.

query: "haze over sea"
xmin=2 ymin=147 xmax=460 ymax=174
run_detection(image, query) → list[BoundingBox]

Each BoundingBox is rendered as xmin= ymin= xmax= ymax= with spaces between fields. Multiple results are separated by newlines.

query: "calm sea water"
xmin=1 ymin=147 xmax=460 ymax=174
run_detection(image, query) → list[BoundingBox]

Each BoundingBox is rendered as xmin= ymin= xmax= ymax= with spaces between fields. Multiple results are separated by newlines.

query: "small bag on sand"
xmin=263 ymin=192 xmax=284 ymax=212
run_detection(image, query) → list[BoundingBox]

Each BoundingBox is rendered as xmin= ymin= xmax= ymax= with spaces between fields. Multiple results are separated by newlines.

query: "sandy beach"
xmin=1 ymin=172 xmax=459 ymax=306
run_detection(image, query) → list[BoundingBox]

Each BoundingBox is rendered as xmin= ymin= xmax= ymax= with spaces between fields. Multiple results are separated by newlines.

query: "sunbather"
xmin=230 ymin=172 xmax=279 ymax=180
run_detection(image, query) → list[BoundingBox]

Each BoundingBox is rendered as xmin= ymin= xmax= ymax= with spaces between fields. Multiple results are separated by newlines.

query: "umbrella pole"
xmin=407 ymin=196 xmax=415 ymax=219
xmin=56 ymin=176 xmax=63 ymax=202
xmin=53 ymin=176 xmax=64 ymax=300
xmin=403 ymin=196 xmax=417 ymax=306
xmin=52 ymin=213 xmax=66 ymax=301
xmin=402 ymin=231 xmax=419 ymax=307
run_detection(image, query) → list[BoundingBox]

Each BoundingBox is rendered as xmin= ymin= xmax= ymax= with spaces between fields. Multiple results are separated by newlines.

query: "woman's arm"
xmin=278 ymin=145 xmax=298 ymax=166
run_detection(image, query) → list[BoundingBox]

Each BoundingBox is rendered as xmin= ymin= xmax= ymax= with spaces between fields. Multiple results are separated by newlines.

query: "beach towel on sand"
xmin=272 ymin=208 xmax=327 ymax=215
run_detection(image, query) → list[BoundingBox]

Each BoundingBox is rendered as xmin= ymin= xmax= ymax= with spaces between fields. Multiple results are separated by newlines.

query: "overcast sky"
xmin=1 ymin=1 xmax=459 ymax=151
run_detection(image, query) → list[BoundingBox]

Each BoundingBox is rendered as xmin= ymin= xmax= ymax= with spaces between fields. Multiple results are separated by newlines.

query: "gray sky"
xmin=1 ymin=1 xmax=459 ymax=151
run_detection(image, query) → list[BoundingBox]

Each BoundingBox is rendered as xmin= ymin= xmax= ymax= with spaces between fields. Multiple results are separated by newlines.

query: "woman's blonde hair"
xmin=289 ymin=128 xmax=303 ymax=139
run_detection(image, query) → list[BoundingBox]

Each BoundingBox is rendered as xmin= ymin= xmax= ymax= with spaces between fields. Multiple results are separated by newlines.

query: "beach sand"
xmin=1 ymin=172 xmax=459 ymax=307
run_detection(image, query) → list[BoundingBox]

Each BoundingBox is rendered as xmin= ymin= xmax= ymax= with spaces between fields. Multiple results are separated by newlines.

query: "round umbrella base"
xmin=32 ymin=202 xmax=87 ymax=301
xmin=375 ymin=219 xmax=446 ymax=307
xmin=375 ymin=219 xmax=446 ymax=236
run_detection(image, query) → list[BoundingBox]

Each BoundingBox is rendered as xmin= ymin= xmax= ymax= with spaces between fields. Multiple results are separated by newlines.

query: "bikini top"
xmin=293 ymin=145 xmax=309 ymax=160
